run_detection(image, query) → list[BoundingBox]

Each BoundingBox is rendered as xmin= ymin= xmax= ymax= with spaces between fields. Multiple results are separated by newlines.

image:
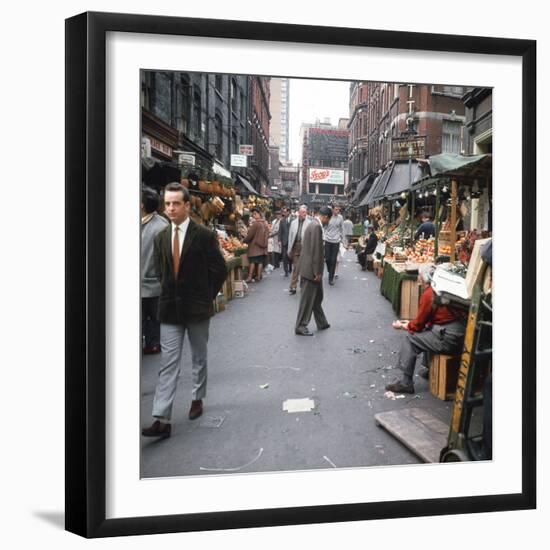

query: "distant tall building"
xmin=300 ymin=118 xmax=349 ymax=207
xmin=269 ymin=78 xmax=290 ymax=163
xmin=279 ymin=163 xmax=300 ymax=199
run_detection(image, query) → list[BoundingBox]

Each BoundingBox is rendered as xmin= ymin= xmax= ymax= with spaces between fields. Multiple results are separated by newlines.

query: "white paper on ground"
xmin=283 ymin=398 xmax=315 ymax=413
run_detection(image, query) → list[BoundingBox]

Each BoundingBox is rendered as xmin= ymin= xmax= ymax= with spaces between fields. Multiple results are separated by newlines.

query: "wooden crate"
xmin=429 ymin=354 xmax=461 ymax=401
xmin=400 ymin=279 xmax=422 ymax=320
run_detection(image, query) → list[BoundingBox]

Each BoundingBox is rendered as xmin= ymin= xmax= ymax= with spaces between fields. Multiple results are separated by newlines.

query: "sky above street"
xmin=287 ymin=78 xmax=352 ymax=165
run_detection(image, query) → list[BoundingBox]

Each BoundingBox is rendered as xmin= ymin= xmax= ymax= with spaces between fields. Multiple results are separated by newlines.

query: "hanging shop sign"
xmin=308 ymin=168 xmax=345 ymax=185
xmin=141 ymin=137 xmax=152 ymax=158
xmin=392 ymin=136 xmax=426 ymax=160
xmin=178 ymin=152 xmax=196 ymax=166
xmin=146 ymin=135 xmax=173 ymax=158
xmin=239 ymin=144 xmax=254 ymax=156
xmin=231 ymin=154 xmax=248 ymax=167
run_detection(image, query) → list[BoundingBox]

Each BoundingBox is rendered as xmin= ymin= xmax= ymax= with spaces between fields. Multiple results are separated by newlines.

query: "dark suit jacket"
xmin=153 ymin=219 xmax=227 ymax=324
xmin=297 ymin=219 xmax=324 ymax=281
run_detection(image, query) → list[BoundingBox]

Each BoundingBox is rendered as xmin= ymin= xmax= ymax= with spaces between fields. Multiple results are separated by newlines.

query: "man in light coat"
xmin=141 ymin=186 xmax=169 ymax=354
xmin=287 ymin=204 xmax=312 ymax=295
xmin=294 ymin=206 xmax=332 ymax=336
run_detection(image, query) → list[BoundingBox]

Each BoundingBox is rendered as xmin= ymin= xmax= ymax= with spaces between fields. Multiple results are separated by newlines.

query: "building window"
xmin=231 ymin=79 xmax=238 ymax=112
xmin=318 ymin=183 xmax=334 ymax=195
xmin=193 ymin=88 xmax=202 ymax=138
xmin=214 ymin=113 xmax=223 ymax=159
xmin=231 ymin=131 xmax=238 ymax=155
xmin=442 ymin=85 xmax=464 ymax=96
xmin=442 ymin=120 xmax=462 ymax=154
xmin=153 ymin=72 xmax=173 ymax=123
xmin=433 ymin=85 xmax=464 ymax=97
xmin=240 ymin=92 xmax=246 ymax=122
xmin=176 ymin=76 xmax=190 ymax=134
xmin=141 ymin=72 xmax=152 ymax=109
xmin=308 ymin=183 xmax=316 ymax=194
xmin=215 ymin=74 xmax=223 ymax=93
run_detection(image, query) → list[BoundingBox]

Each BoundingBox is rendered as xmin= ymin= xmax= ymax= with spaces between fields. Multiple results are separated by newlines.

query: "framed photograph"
xmin=65 ymin=11 xmax=536 ymax=538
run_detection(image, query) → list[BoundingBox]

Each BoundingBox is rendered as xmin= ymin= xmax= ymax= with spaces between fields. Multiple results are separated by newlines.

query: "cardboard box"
xmin=429 ymin=354 xmax=461 ymax=400
xmin=232 ymin=280 xmax=245 ymax=298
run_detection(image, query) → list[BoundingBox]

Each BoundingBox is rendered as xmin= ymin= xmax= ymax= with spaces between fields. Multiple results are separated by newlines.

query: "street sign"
xmin=178 ymin=153 xmax=195 ymax=166
xmin=392 ymin=136 xmax=426 ymax=160
xmin=239 ymin=144 xmax=254 ymax=156
xmin=231 ymin=154 xmax=247 ymax=167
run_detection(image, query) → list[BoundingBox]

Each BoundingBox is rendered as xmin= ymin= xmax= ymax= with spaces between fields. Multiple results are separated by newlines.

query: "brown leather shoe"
xmin=188 ymin=399 xmax=203 ymax=420
xmin=141 ymin=420 xmax=171 ymax=439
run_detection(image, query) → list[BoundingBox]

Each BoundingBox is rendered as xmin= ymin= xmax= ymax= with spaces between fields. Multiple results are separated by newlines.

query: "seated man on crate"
xmin=356 ymin=224 xmax=378 ymax=270
xmin=385 ymin=264 xmax=467 ymax=394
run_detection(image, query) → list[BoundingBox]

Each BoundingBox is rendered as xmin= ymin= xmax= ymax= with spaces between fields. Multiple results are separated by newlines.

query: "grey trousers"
xmin=289 ymin=242 xmax=302 ymax=290
xmin=152 ymin=319 xmax=210 ymax=421
xmin=398 ymin=321 xmax=466 ymax=377
xmin=295 ymin=278 xmax=329 ymax=331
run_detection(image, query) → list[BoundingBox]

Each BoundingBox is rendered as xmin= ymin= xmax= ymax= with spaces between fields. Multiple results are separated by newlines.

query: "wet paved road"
xmin=140 ymin=249 xmax=452 ymax=478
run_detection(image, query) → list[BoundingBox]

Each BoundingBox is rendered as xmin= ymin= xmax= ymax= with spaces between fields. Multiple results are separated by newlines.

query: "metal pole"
xmin=408 ymin=146 xmax=414 ymax=241
xmin=450 ymin=179 xmax=457 ymax=262
xmin=434 ymin=182 xmax=440 ymax=257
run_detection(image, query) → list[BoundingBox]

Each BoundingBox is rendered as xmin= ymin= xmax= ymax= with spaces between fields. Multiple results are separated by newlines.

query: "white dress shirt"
xmin=171 ymin=217 xmax=190 ymax=257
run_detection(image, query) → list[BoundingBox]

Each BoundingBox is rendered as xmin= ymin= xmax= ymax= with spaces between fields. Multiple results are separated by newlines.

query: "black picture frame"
xmin=65 ymin=11 xmax=536 ymax=538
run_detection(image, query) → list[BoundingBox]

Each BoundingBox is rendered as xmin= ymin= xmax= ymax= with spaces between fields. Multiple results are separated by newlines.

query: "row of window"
xmin=308 ymin=183 xmax=345 ymax=195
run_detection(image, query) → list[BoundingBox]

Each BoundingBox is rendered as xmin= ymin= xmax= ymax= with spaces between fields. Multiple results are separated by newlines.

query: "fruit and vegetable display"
xmin=217 ymin=235 xmax=247 ymax=261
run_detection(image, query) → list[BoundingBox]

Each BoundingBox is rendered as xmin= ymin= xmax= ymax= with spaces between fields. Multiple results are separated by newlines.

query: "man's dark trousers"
xmin=324 ymin=241 xmax=339 ymax=282
xmin=142 ymin=297 xmax=160 ymax=349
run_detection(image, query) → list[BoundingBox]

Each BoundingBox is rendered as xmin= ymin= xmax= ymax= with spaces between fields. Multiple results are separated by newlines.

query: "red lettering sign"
xmin=310 ymin=169 xmax=331 ymax=181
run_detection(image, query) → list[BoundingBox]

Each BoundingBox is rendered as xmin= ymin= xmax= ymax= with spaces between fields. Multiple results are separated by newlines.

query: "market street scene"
xmin=140 ymin=74 xmax=493 ymax=478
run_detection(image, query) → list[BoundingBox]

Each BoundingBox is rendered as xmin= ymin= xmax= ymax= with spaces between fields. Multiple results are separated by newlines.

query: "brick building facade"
xmin=140 ymin=71 xmax=270 ymax=194
xmin=349 ymin=81 xmax=468 ymax=190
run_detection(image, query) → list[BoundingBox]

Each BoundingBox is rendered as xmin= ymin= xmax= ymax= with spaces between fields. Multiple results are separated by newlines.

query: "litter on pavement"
xmin=343 ymin=392 xmax=357 ymax=398
xmin=323 ymin=455 xmax=337 ymax=468
xmin=199 ymin=416 xmax=226 ymax=429
xmin=384 ymin=391 xmax=406 ymax=400
xmin=259 ymin=383 xmax=269 ymax=389
xmin=199 ymin=448 xmax=264 ymax=472
xmin=283 ymin=398 xmax=315 ymax=413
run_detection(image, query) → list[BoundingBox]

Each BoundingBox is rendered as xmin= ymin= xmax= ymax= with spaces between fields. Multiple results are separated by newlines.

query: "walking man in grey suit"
xmin=142 ymin=182 xmax=227 ymax=439
xmin=294 ymin=206 xmax=332 ymax=336
xmin=141 ymin=186 xmax=169 ymax=354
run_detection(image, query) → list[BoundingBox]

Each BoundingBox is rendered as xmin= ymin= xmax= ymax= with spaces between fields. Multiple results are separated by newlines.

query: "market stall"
xmin=372 ymin=153 xmax=492 ymax=319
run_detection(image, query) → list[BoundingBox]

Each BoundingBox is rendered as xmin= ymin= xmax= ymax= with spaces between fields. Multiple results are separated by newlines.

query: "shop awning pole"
xmin=410 ymin=190 xmax=416 ymax=240
xmin=450 ymin=179 xmax=457 ymax=262
xmin=434 ymin=182 xmax=440 ymax=257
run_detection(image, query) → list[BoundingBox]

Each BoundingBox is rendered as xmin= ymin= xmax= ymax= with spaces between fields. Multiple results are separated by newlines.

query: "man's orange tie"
xmin=173 ymin=226 xmax=180 ymax=279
